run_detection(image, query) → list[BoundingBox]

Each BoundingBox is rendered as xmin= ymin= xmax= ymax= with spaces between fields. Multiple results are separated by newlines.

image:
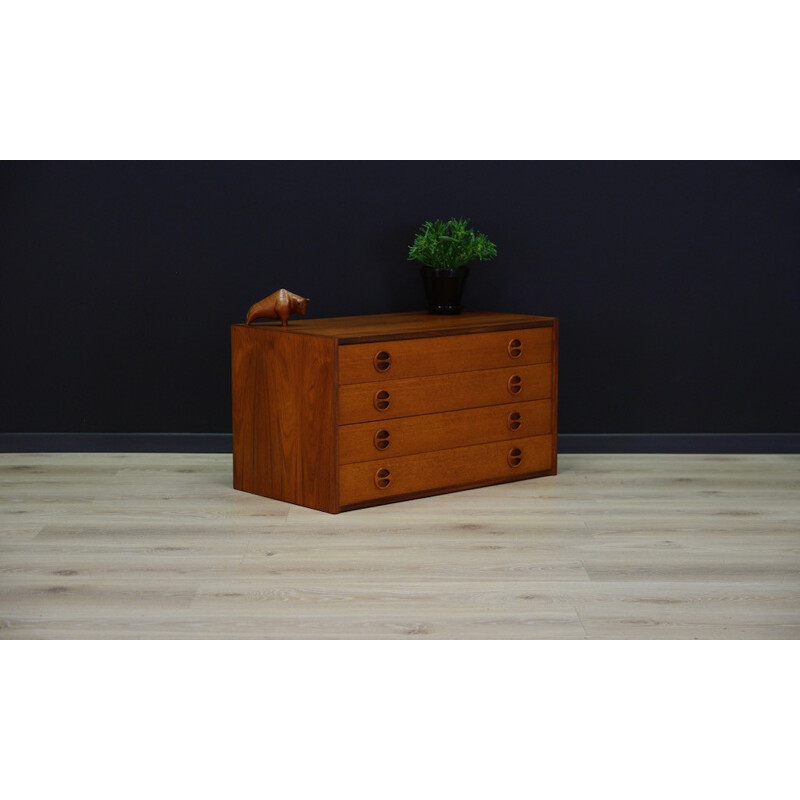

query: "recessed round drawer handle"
xmin=508 ymin=338 xmax=523 ymax=358
xmin=373 ymin=429 xmax=390 ymax=450
xmin=508 ymin=411 xmax=522 ymax=431
xmin=374 ymin=467 xmax=391 ymax=489
xmin=373 ymin=350 xmax=392 ymax=372
xmin=508 ymin=375 xmax=522 ymax=394
xmin=373 ymin=390 xmax=391 ymax=411
xmin=508 ymin=447 xmax=523 ymax=468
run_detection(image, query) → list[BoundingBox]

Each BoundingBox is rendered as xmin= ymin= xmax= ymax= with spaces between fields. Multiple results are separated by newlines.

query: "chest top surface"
xmin=232 ymin=310 xmax=555 ymax=344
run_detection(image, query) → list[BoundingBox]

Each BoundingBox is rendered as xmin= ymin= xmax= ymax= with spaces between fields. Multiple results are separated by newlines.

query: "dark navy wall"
xmin=1 ymin=161 xmax=798 ymax=444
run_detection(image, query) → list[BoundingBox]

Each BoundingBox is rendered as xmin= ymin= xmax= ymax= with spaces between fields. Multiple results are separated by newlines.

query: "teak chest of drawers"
xmin=231 ymin=311 xmax=558 ymax=513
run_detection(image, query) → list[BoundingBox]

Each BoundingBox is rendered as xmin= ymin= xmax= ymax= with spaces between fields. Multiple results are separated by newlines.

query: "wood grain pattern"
xmin=232 ymin=311 xmax=556 ymax=511
xmin=339 ymin=434 xmax=554 ymax=506
xmin=231 ymin=325 xmax=337 ymax=512
xmin=338 ymin=400 xmax=552 ymax=464
xmin=1 ymin=453 xmax=798 ymax=639
xmin=234 ymin=310 xmax=555 ymax=344
xmin=338 ymin=326 xmax=553 ymax=384
xmin=338 ymin=363 xmax=553 ymax=424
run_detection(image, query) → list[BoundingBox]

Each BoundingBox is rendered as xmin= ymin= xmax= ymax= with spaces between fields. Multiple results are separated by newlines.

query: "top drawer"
xmin=337 ymin=326 xmax=553 ymax=384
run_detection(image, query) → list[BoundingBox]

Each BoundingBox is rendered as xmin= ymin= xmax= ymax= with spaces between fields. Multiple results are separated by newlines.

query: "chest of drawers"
xmin=231 ymin=311 xmax=558 ymax=513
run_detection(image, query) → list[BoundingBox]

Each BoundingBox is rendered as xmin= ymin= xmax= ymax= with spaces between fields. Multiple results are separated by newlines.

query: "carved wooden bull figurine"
xmin=245 ymin=289 xmax=309 ymax=327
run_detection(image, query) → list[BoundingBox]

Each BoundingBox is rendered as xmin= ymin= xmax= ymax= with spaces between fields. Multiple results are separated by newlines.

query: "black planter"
xmin=420 ymin=266 xmax=469 ymax=314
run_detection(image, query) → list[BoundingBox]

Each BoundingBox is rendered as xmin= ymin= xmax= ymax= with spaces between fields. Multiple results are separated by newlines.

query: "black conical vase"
xmin=420 ymin=265 xmax=469 ymax=314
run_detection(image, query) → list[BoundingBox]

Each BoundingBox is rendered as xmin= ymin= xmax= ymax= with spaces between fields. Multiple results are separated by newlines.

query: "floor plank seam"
xmin=574 ymin=606 xmax=590 ymax=639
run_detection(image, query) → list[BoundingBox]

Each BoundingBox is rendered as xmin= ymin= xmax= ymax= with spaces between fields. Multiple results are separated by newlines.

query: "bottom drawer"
xmin=339 ymin=434 xmax=554 ymax=508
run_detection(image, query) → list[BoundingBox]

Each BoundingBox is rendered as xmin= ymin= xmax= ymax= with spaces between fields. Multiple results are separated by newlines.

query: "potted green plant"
xmin=407 ymin=217 xmax=498 ymax=314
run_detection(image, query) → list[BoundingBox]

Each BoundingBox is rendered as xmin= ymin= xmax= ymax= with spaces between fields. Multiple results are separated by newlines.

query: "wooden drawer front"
xmin=338 ymin=326 xmax=553 ymax=384
xmin=338 ymin=363 xmax=552 ymax=424
xmin=339 ymin=434 xmax=554 ymax=507
xmin=339 ymin=399 xmax=552 ymax=464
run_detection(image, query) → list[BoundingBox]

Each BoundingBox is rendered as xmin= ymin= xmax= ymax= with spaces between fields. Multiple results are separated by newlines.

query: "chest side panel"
xmin=232 ymin=327 xmax=337 ymax=512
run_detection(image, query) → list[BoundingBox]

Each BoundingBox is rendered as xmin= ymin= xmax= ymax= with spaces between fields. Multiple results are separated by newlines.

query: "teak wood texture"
xmin=238 ymin=310 xmax=554 ymax=343
xmin=338 ymin=326 xmax=553 ymax=383
xmin=231 ymin=311 xmax=558 ymax=513
xmin=338 ymin=399 xmax=553 ymax=464
xmin=231 ymin=325 xmax=337 ymax=511
xmin=338 ymin=364 xmax=553 ymax=424
xmin=339 ymin=434 xmax=554 ymax=508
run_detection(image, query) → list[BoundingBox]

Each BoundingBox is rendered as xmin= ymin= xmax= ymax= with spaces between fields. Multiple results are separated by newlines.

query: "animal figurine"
xmin=245 ymin=289 xmax=310 ymax=327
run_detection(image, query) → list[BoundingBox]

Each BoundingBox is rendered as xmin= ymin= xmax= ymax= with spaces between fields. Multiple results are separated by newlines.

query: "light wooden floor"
xmin=0 ymin=452 xmax=798 ymax=639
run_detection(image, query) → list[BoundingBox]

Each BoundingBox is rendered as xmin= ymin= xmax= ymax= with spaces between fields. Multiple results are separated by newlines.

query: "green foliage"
xmin=407 ymin=217 xmax=498 ymax=269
